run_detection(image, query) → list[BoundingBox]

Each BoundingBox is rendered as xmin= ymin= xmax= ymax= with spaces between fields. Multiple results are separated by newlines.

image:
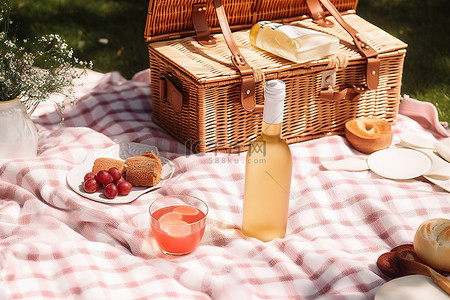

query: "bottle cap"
xmin=263 ymin=80 xmax=286 ymax=124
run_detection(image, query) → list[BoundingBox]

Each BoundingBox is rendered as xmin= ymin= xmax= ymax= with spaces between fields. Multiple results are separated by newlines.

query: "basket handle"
xmin=213 ymin=0 xmax=257 ymax=112
xmin=306 ymin=0 xmax=380 ymax=90
xmin=321 ymin=85 xmax=366 ymax=102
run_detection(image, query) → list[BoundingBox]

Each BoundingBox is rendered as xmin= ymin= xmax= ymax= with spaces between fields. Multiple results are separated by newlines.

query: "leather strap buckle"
xmin=366 ymin=58 xmax=380 ymax=90
xmin=213 ymin=0 xmax=255 ymax=111
xmin=306 ymin=0 xmax=380 ymax=90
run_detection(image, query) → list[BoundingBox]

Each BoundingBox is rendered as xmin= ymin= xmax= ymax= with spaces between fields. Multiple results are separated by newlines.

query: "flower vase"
xmin=0 ymin=98 xmax=39 ymax=158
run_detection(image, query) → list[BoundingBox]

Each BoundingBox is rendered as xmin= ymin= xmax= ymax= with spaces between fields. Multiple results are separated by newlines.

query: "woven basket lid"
xmin=144 ymin=0 xmax=359 ymax=42
xmin=148 ymin=14 xmax=407 ymax=83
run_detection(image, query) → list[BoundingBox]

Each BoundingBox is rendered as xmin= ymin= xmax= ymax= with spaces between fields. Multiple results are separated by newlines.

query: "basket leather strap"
xmin=192 ymin=3 xmax=216 ymax=46
xmin=213 ymin=0 xmax=256 ymax=112
xmin=306 ymin=0 xmax=334 ymax=27
xmin=306 ymin=0 xmax=380 ymax=90
xmin=321 ymin=85 xmax=365 ymax=102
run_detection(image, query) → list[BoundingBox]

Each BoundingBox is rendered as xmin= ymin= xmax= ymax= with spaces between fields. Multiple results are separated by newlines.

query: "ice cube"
xmin=160 ymin=220 xmax=191 ymax=237
xmin=158 ymin=211 xmax=182 ymax=223
xmin=173 ymin=205 xmax=199 ymax=216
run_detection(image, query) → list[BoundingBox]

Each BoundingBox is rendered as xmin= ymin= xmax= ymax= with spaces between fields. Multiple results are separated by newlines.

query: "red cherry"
xmin=115 ymin=176 xmax=125 ymax=184
xmin=83 ymin=178 xmax=99 ymax=193
xmin=117 ymin=181 xmax=132 ymax=196
xmin=96 ymin=170 xmax=113 ymax=185
xmin=84 ymin=172 xmax=96 ymax=182
xmin=108 ymin=167 xmax=122 ymax=183
xmin=104 ymin=183 xmax=118 ymax=199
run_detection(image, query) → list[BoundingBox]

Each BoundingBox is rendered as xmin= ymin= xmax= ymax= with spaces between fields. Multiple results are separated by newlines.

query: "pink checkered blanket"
xmin=0 ymin=69 xmax=448 ymax=299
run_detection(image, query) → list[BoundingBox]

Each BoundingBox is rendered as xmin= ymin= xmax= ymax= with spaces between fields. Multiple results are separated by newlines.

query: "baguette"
xmin=413 ymin=218 xmax=450 ymax=272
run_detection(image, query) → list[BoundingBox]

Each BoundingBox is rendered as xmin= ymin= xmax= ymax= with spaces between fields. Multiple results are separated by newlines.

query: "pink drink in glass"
xmin=150 ymin=196 xmax=207 ymax=255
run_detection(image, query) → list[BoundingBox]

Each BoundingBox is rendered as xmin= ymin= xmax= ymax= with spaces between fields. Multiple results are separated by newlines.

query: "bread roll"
xmin=344 ymin=117 xmax=392 ymax=154
xmin=92 ymin=157 xmax=126 ymax=175
xmin=125 ymin=151 xmax=162 ymax=187
xmin=413 ymin=218 xmax=450 ymax=272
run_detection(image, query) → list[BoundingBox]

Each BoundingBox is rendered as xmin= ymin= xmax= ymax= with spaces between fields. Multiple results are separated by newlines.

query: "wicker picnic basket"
xmin=144 ymin=0 xmax=407 ymax=153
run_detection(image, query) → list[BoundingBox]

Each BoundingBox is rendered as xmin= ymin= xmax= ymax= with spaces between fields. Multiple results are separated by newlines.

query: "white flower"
xmin=1 ymin=5 xmax=92 ymax=104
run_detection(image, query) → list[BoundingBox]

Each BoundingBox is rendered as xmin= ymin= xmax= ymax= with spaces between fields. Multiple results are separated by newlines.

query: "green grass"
xmin=10 ymin=0 xmax=150 ymax=78
xmin=358 ymin=0 xmax=449 ymax=124
xmin=9 ymin=0 xmax=449 ymax=123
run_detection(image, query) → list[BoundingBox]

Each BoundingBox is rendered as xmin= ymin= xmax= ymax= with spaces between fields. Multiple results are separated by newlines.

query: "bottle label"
xmin=260 ymin=21 xmax=325 ymax=39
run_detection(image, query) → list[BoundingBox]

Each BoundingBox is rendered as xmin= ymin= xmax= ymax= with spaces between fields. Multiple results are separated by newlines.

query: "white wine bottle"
xmin=242 ymin=80 xmax=292 ymax=242
xmin=249 ymin=21 xmax=339 ymax=64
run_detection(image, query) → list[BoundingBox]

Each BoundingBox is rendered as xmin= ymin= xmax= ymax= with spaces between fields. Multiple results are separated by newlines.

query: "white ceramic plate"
xmin=367 ymin=148 xmax=431 ymax=180
xmin=375 ymin=275 xmax=449 ymax=300
xmin=66 ymin=143 xmax=175 ymax=204
xmin=424 ymin=175 xmax=450 ymax=193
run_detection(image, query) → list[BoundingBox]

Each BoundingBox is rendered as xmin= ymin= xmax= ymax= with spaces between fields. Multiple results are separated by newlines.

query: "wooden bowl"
xmin=344 ymin=117 xmax=393 ymax=154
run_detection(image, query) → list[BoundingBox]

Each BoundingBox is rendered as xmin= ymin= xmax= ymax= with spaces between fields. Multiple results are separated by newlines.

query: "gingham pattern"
xmin=0 ymin=70 xmax=448 ymax=299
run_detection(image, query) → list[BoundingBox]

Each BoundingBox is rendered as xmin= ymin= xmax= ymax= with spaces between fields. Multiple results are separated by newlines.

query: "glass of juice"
xmin=149 ymin=195 xmax=208 ymax=255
